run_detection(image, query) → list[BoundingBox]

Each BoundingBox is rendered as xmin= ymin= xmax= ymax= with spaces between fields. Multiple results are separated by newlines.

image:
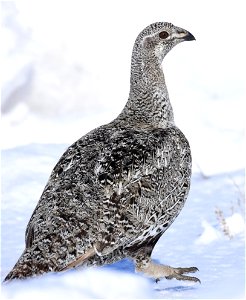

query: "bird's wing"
xmin=90 ymin=127 xmax=174 ymax=245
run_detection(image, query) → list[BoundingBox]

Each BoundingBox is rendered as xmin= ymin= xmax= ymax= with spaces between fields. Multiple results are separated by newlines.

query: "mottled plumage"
xmin=5 ymin=22 xmax=199 ymax=283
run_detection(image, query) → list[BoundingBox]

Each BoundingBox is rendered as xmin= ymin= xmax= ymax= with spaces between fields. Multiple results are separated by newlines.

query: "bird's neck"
xmin=117 ymin=46 xmax=174 ymax=128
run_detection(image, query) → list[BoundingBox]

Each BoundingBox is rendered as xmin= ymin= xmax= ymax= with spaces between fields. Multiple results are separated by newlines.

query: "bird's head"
xmin=135 ymin=22 xmax=195 ymax=63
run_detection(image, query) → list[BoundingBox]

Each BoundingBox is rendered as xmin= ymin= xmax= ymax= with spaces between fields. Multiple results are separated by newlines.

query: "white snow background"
xmin=1 ymin=0 xmax=245 ymax=299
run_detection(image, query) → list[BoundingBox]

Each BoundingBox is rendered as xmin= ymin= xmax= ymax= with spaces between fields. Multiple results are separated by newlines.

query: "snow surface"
xmin=1 ymin=0 xmax=245 ymax=299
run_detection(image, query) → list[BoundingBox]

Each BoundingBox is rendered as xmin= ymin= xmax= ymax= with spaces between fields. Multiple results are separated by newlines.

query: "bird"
xmin=4 ymin=22 xmax=199 ymax=283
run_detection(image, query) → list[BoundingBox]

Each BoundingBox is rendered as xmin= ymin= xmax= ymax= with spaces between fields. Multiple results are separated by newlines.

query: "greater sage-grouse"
xmin=5 ymin=22 xmax=199 ymax=283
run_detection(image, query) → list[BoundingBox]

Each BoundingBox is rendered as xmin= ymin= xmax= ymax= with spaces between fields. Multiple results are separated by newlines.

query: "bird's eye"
xmin=159 ymin=31 xmax=169 ymax=39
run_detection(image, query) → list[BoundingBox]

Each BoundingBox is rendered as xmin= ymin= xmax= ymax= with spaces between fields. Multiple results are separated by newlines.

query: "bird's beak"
xmin=175 ymin=29 xmax=196 ymax=42
xmin=183 ymin=31 xmax=196 ymax=41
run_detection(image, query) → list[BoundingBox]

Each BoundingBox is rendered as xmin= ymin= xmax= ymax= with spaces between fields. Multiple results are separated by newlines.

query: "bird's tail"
xmin=4 ymin=262 xmax=30 ymax=282
xmin=4 ymin=249 xmax=53 ymax=282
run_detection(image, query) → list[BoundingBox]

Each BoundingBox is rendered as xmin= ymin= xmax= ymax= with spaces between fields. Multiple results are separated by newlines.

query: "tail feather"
xmin=4 ymin=249 xmax=55 ymax=282
xmin=4 ymin=262 xmax=37 ymax=282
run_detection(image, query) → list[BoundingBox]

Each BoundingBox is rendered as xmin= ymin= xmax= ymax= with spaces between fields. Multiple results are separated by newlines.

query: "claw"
xmin=188 ymin=267 xmax=199 ymax=273
xmin=175 ymin=266 xmax=199 ymax=275
xmin=193 ymin=277 xmax=201 ymax=284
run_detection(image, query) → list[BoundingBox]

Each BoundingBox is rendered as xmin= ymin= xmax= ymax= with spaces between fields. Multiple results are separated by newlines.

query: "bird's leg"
xmin=135 ymin=258 xmax=200 ymax=283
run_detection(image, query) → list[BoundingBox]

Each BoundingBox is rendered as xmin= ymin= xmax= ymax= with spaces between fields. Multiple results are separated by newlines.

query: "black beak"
xmin=184 ymin=31 xmax=196 ymax=41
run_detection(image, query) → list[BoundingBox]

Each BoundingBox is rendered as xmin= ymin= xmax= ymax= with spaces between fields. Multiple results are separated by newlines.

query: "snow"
xmin=225 ymin=213 xmax=245 ymax=237
xmin=195 ymin=221 xmax=222 ymax=245
xmin=2 ymin=269 xmax=154 ymax=299
xmin=1 ymin=0 xmax=245 ymax=299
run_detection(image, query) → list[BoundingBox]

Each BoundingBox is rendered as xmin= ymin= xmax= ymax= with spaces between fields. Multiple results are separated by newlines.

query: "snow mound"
xmin=195 ymin=220 xmax=221 ymax=245
xmin=226 ymin=213 xmax=245 ymax=236
xmin=2 ymin=268 xmax=154 ymax=299
xmin=195 ymin=213 xmax=245 ymax=245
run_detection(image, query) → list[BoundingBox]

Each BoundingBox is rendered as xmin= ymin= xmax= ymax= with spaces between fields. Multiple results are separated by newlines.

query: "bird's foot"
xmin=137 ymin=262 xmax=200 ymax=283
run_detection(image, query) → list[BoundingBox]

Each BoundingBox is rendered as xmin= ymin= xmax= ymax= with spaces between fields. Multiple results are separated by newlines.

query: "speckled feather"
xmin=5 ymin=22 xmax=194 ymax=281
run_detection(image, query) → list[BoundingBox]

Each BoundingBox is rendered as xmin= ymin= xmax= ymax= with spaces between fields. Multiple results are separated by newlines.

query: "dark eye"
xmin=159 ymin=31 xmax=169 ymax=39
